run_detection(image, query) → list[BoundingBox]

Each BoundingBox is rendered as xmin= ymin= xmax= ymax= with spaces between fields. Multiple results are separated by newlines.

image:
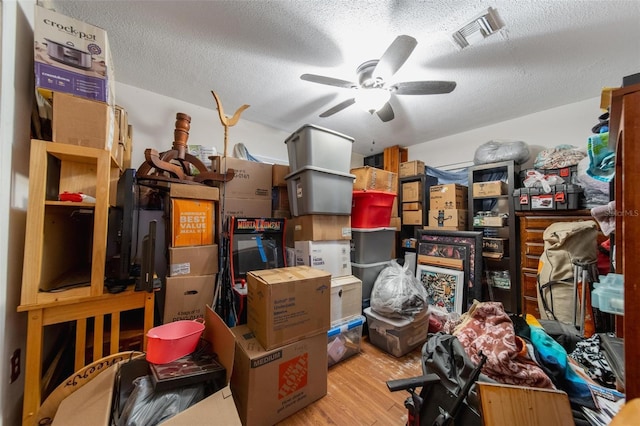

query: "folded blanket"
xmin=591 ymin=201 xmax=616 ymax=236
xmin=587 ymin=132 xmax=615 ymax=182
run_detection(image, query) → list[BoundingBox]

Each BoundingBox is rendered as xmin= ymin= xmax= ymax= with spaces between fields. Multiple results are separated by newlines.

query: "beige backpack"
xmin=537 ymin=220 xmax=598 ymax=324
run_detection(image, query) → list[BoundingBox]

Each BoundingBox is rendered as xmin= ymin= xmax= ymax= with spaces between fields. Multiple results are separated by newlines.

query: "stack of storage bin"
xmin=284 ymin=124 xmax=366 ymax=366
xmin=349 ymin=166 xmax=398 ymax=315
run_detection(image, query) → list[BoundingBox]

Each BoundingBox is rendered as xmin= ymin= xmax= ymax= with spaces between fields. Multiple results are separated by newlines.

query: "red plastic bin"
xmin=351 ymin=190 xmax=396 ymax=228
xmin=146 ymin=319 xmax=205 ymax=364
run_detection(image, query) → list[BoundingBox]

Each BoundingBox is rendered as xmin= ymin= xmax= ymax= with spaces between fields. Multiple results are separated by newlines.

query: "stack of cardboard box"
xmin=426 ymin=183 xmax=469 ymax=231
xmin=271 ymin=164 xmax=291 ymax=218
xmin=214 ymin=157 xmax=273 ymax=230
xmin=232 ymin=266 xmax=332 ymax=425
xmin=163 ymin=184 xmax=219 ymax=323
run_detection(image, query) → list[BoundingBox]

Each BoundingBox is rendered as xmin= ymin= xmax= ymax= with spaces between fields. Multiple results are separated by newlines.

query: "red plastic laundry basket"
xmin=351 ymin=190 xmax=396 ymax=228
xmin=146 ymin=319 xmax=205 ymax=364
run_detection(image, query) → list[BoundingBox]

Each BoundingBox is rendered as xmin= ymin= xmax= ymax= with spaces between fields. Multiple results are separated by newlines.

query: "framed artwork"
xmin=417 ymin=241 xmax=467 ymax=271
xmin=416 ymin=264 xmax=464 ymax=314
xmin=415 ymin=229 xmax=483 ymax=310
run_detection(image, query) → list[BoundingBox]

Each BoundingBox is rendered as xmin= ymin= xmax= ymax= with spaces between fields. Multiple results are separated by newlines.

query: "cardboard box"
xmin=473 ymin=180 xmax=507 ymax=197
xmin=403 ymin=210 xmax=423 ymax=225
xmin=247 ymin=266 xmax=331 ymax=350
xmin=473 ymin=215 xmax=507 ymax=227
xmin=170 ymin=198 xmax=216 ymax=247
xmin=289 ymin=215 xmax=352 ymax=241
xmin=402 ymin=202 xmax=421 ymax=211
xmin=34 ymin=5 xmax=115 ymax=105
xmin=53 ymin=306 xmax=241 ymax=425
xmin=401 ymin=238 xmax=417 ymax=249
xmin=218 ymin=197 xmax=271 ymax=231
xmin=215 ymin=157 xmax=272 ymax=199
xmin=428 ymin=209 xmax=468 ymax=228
xmin=399 ymin=160 xmax=425 ymax=178
xmin=169 ymin=244 xmax=218 ymax=277
xmin=52 ymin=92 xmax=115 ymax=150
xmin=169 ymin=183 xmax=220 ymax=201
xmin=231 ymin=325 xmax=328 ymax=426
xmin=483 ymin=237 xmax=509 ymax=258
xmin=402 ymin=181 xmax=423 ymax=202
xmin=389 ymin=216 xmax=402 ymax=229
xmin=163 ymin=274 xmax=216 ymax=323
xmin=272 ymin=164 xmax=290 ymax=187
xmin=429 ymin=184 xmax=468 ymax=210
xmin=351 ymin=166 xmax=397 ymax=192
xmin=331 ymin=275 xmax=363 ymax=324
xmin=294 ymin=240 xmax=352 ymax=277
xmin=272 ymin=185 xmax=290 ymax=212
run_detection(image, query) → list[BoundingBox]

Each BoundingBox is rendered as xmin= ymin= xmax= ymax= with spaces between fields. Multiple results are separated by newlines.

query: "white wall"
xmin=1 ymin=1 xmax=36 ymax=425
xmin=408 ymin=97 xmax=602 ymax=170
xmin=115 ymin=82 xmax=291 ymax=169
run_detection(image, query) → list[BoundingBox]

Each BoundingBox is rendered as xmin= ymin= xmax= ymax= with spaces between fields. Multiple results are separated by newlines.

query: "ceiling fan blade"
xmin=392 ymin=81 xmax=457 ymax=95
xmin=372 ymin=35 xmax=418 ymax=82
xmin=301 ymin=74 xmax=357 ymax=89
xmin=376 ymin=102 xmax=395 ymax=122
xmin=319 ymin=98 xmax=356 ymax=117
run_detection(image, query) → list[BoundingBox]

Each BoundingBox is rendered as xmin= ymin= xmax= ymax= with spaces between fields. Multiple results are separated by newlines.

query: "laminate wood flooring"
xmin=277 ymin=336 xmax=424 ymax=426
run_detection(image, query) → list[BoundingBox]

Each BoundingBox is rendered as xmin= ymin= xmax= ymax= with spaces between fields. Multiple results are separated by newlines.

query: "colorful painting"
xmin=416 ymin=264 xmax=464 ymax=314
xmin=415 ymin=229 xmax=483 ymax=310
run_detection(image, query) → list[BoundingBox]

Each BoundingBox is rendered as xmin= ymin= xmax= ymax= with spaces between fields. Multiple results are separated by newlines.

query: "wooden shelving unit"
xmin=17 ymin=139 xmax=155 ymax=425
xmin=468 ymin=160 xmax=521 ymax=313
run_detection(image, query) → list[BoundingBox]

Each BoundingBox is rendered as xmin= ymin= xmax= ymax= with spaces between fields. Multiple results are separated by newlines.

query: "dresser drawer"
xmin=523 ymin=254 xmax=542 ymax=269
xmin=522 ymin=271 xmax=538 ymax=298
xmin=523 ymin=297 xmax=541 ymax=319
xmin=524 ymin=242 xmax=545 ymax=256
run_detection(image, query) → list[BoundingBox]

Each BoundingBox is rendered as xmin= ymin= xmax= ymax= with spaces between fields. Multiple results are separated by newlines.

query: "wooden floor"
xmin=278 ymin=336 xmax=424 ymax=426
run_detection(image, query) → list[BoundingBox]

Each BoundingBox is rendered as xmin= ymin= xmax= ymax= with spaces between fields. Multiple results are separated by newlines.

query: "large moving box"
xmin=247 ymin=266 xmax=331 ymax=350
xmin=231 ymin=325 xmax=328 ymax=426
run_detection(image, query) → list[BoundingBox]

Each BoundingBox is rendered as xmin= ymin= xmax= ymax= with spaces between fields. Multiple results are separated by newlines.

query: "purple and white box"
xmin=34 ymin=5 xmax=115 ymax=105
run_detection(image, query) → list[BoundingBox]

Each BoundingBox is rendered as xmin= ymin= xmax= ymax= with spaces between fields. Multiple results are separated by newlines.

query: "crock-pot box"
xmin=34 ymin=5 xmax=115 ymax=105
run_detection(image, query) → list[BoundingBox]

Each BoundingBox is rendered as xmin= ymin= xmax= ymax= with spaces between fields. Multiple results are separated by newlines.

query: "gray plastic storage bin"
xmin=285 ymin=166 xmax=355 ymax=216
xmin=351 ymin=260 xmax=391 ymax=301
xmin=285 ymin=124 xmax=354 ymax=173
xmin=350 ymin=227 xmax=396 ymax=264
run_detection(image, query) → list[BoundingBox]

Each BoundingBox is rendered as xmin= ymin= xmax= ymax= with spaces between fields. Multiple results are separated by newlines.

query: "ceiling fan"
xmin=300 ymin=35 xmax=456 ymax=122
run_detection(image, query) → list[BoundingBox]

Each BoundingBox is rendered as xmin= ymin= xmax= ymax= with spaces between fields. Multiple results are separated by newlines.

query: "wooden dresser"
xmin=517 ymin=211 xmax=598 ymax=318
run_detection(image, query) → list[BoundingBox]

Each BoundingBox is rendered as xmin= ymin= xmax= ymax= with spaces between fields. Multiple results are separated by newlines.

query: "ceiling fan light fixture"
xmin=452 ymin=7 xmax=504 ymax=49
xmin=355 ymin=87 xmax=391 ymax=113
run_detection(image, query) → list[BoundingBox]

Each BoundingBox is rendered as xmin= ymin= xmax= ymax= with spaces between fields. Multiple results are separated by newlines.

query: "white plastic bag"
xmin=474 ymin=140 xmax=531 ymax=165
xmin=370 ymin=260 xmax=428 ymax=319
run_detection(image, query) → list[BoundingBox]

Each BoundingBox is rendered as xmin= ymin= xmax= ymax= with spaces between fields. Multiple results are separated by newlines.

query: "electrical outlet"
xmin=10 ymin=349 xmax=20 ymax=383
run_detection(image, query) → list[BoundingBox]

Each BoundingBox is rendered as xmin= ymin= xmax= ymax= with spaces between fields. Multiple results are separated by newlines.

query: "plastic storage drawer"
xmin=285 ymin=166 xmax=355 ymax=216
xmin=350 ymin=227 xmax=396 ymax=264
xmin=285 ymin=124 xmax=354 ymax=173
xmin=327 ymin=315 xmax=366 ymax=367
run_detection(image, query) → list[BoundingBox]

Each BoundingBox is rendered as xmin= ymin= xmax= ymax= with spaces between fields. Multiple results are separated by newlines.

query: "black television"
xmin=105 ymin=168 xmax=137 ymax=292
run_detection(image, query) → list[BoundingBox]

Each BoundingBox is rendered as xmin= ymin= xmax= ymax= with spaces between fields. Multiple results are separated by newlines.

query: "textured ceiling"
xmin=43 ymin=0 xmax=640 ymax=155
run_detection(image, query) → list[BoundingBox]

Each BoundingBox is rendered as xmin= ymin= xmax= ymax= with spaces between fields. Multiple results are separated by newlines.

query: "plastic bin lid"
xmin=351 ymin=260 xmax=392 ymax=268
xmin=352 ymin=190 xmax=397 ymax=196
xmin=351 ymin=227 xmax=397 ymax=233
xmin=327 ymin=315 xmax=366 ymax=337
xmin=285 ymin=123 xmax=354 ymax=143
xmin=284 ymin=165 xmax=356 ymax=181
xmin=364 ymin=307 xmax=428 ymax=327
